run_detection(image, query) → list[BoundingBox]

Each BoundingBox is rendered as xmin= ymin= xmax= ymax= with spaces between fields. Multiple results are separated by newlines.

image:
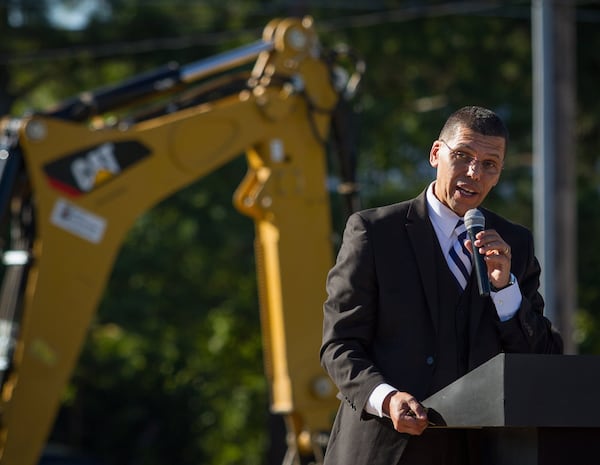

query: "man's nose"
xmin=466 ymin=160 xmax=482 ymax=179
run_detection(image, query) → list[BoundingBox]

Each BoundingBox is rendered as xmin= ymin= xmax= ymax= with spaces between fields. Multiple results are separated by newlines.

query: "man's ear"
xmin=429 ymin=141 xmax=441 ymax=168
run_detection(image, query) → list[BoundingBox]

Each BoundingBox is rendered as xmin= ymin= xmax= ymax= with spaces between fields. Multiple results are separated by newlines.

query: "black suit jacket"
xmin=320 ymin=189 xmax=563 ymax=465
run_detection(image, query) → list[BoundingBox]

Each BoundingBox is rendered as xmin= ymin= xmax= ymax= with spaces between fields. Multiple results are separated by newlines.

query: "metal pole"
xmin=532 ymin=0 xmax=556 ymax=324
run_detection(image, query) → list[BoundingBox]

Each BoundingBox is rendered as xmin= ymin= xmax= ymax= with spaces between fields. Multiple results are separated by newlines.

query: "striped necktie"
xmin=448 ymin=219 xmax=472 ymax=289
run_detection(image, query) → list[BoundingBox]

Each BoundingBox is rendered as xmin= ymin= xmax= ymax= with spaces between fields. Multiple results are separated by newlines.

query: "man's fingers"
xmin=395 ymin=411 xmax=429 ymax=435
xmin=406 ymin=399 xmax=427 ymax=419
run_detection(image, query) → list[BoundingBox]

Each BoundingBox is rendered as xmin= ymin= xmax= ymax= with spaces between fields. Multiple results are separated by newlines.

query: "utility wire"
xmin=0 ymin=2 xmax=515 ymax=65
xmin=1 ymin=0 xmax=598 ymax=65
xmin=0 ymin=27 xmax=264 ymax=65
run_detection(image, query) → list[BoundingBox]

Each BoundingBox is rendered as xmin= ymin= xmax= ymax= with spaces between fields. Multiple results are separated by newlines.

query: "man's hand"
xmin=382 ymin=391 xmax=429 ymax=435
xmin=466 ymin=229 xmax=512 ymax=289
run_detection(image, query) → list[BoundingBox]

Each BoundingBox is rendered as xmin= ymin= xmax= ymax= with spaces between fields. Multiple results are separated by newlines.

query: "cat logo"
xmin=71 ymin=143 xmax=120 ymax=192
xmin=44 ymin=140 xmax=151 ymax=196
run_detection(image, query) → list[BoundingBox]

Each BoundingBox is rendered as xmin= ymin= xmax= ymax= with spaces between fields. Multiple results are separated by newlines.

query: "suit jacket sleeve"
xmin=320 ymin=211 xmax=389 ymax=417
xmin=490 ymin=214 xmax=563 ymax=354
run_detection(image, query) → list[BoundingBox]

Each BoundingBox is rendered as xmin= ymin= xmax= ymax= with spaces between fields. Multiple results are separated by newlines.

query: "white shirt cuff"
xmin=365 ymin=383 xmax=397 ymax=417
xmin=491 ymin=274 xmax=522 ymax=321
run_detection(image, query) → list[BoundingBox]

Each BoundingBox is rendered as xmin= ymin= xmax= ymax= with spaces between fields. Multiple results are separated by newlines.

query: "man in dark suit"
xmin=320 ymin=106 xmax=563 ymax=465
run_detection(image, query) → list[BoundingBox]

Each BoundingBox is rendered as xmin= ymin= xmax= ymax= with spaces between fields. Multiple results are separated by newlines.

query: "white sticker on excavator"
xmin=51 ymin=199 xmax=106 ymax=244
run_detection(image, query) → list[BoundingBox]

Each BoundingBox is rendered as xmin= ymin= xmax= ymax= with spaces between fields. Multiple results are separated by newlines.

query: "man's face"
xmin=429 ymin=126 xmax=505 ymax=216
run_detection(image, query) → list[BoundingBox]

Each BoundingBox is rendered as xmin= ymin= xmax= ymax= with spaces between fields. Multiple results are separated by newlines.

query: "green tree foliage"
xmin=319 ymin=4 xmax=536 ymax=224
xmin=572 ymin=10 xmax=600 ymax=353
xmin=1 ymin=1 xmax=600 ymax=464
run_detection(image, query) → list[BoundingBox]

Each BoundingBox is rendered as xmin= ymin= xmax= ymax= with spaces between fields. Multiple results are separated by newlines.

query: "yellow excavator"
xmin=0 ymin=17 xmax=362 ymax=465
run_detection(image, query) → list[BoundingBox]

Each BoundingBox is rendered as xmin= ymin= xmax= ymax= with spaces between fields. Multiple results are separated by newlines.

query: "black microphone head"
xmin=464 ymin=208 xmax=485 ymax=230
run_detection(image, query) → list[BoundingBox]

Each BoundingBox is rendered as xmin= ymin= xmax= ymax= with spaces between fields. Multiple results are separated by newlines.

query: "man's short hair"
xmin=439 ymin=106 xmax=509 ymax=142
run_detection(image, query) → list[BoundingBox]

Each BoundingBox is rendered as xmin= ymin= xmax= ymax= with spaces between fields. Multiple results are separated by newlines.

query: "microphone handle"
xmin=467 ymin=226 xmax=491 ymax=297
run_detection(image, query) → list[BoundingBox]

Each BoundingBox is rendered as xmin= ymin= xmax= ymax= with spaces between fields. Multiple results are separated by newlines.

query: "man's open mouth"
xmin=457 ymin=185 xmax=477 ymax=197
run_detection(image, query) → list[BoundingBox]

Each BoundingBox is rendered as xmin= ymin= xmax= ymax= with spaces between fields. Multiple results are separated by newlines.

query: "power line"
xmin=1 ymin=1 xmax=599 ymax=65
xmin=0 ymin=27 xmax=264 ymax=65
xmin=0 ymin=2 xmax=512 ymax=65
xmin=318 ymin=1 xmax=513 ymax=31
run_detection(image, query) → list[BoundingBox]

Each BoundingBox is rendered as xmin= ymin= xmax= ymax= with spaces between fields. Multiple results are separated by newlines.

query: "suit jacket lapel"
xmin=406 ymin=190 xmax=440 ymax=334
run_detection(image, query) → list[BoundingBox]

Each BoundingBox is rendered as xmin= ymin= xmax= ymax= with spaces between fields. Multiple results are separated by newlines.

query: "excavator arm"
xmin=0 ymin=17 xmax=361 ymax=465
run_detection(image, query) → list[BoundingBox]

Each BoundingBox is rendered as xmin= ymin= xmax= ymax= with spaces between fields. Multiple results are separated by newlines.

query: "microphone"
xmin=464 ymin=208 xmax=490 ymax=297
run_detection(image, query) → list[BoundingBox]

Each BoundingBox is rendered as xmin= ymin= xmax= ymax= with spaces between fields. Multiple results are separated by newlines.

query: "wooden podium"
xmin=422 ymin=353 xmax=600 ymax=465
